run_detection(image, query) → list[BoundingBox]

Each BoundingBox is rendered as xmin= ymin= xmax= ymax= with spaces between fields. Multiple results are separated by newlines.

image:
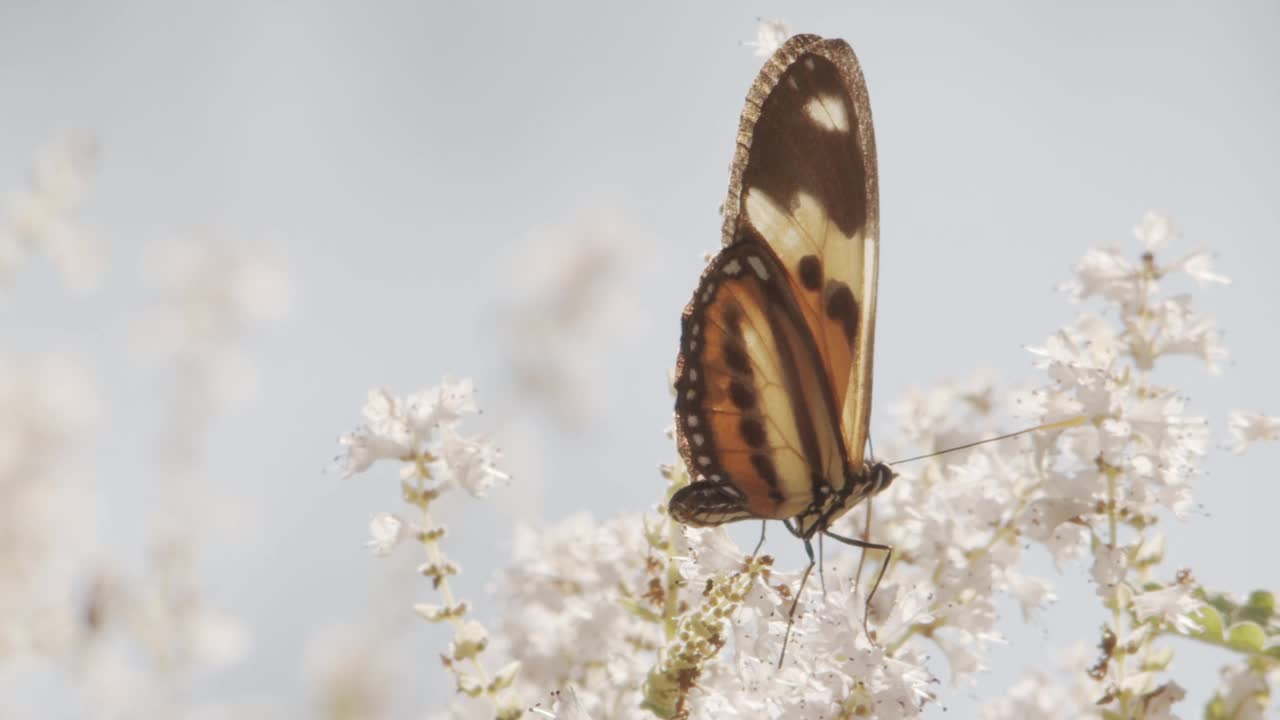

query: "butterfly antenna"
xmin=886 ymin=415 xmax=1086 ymax=466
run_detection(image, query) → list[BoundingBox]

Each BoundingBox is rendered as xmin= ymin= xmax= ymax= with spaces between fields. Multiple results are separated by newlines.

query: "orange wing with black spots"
xmin=670 ymin=34 xmax=880 ymax=534
xmin=671 ymin=244 xmax=845 ymax=525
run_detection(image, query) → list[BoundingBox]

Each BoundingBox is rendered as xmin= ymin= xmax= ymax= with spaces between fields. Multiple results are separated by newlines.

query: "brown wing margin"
xmin=721 ymin=34 xmax=880 ymax=472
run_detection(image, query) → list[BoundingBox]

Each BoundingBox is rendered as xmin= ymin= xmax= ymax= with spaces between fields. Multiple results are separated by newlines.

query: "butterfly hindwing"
xmin=671 ymin=244 xmax=845 ymax=526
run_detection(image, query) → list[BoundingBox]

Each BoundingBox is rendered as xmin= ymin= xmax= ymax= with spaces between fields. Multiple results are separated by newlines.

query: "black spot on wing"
xmin=750 ymin=453 xmax=785 ymax=503
xmin=729 ymin=380 xmax=757 ymax=410
xmin=798 ymin=255 xmax=822 ymax=290
xmin=739 ymin=417 xmax=767 ymax=447
xmin=723 ymin=341 xmax=751 ymax=374
xmin=824 ymin=281 xmax=858 ymax=342
xmin=724 ymin=301 xmax=744 ymax=336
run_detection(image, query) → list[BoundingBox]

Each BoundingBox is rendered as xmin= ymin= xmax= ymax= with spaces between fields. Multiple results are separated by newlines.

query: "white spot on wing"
xmin=698 ymin=455 xmax=712 ymax=466
xmin=804 ymin=94 xmax=849 ymax=133
xmin=692 ymin=433 xmax=705 ymax=446
xmin=723 ymin=258 xmax=742 ymax=276
xmin=687 ymin=415 xmax=700 ymax=428
xmin=747 ymin=256 xmax=769 ymax=280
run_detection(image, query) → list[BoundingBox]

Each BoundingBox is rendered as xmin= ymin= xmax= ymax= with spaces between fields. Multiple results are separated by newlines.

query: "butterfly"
xmin=669 ymin=33 xmax=895 ymax=646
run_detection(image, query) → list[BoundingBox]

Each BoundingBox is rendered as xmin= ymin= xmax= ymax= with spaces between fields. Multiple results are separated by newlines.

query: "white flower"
xmin=1090 ymin=545 xmax=1127 ymax=599
xmin=1147 ymin=295 xmax=1227 ymax=372
xmin=1065 ymin=246 xmax=1146 ymax=309
xmin=450 ymin=621 xmax=489 ymax=661
xmin=365 ymin=513 xmax=406 ymax=556
xmin=336 ymin=380 xmax=497 ymax=485
xmin=408 ymin=378 xmax=478 ymax=433
xmin=189 ymin=607 xmax=253 ymax=668
xmin=437 ymin=428 xmax=507 ymax=497
xmin=1166 ymin=249 xmax=1230 ymax=286
xmin=1212 ymin=662 xmax=1271 ymax=720
xmin=337 ymin=399 xmax=412 ymax=478
xmin=979 ymin=670 xmax=1075 ymax=720
xmin=1132 ymin=581 xmax=1202 ymax=634
xmin=675 ymin=526 xmax=746 ymax=584
xmin=1134 ymin=211 xmax=1174 ymax=251
xmin=744 ymin=19 xmax=791 ymax=57
xmin=533 ymin=687 xmax=592 ymax=720
xmin=1139 ymin=682 xmax=1186 ymax=719
xmin=1227 ymin=411 xmax=1280 ymax=454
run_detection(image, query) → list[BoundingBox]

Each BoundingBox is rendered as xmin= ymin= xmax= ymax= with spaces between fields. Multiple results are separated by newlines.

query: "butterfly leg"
xmin=822 ymin=530 xmax=892 ymax=643
xmin=817 ymin=532 xmax=827 ymax=594
xmin=750 ymin=520 xmax=767 ymax=557
xmin=852 ymin=498 xmax=874 ymax=593
xmin=778 ymin=538 xmax=817 ymax=668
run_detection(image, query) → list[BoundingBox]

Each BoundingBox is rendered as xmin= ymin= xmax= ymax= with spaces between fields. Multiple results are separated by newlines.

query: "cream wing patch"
xmin=804 ymin=94 xmax=850 ymax=133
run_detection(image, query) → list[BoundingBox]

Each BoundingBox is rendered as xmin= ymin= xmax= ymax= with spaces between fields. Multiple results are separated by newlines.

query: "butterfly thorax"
xmin=789 ymin=460 xmax=895 ymax=539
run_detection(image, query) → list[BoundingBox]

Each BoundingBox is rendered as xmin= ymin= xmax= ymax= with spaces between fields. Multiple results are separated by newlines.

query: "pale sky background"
xmin=2 ymin=1 xmax=1279 ymax=717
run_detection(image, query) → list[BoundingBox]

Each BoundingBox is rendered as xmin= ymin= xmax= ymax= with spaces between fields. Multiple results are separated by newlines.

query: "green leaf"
xmin=1193 ymin=605 xmax=1225 ymax=642
xmin=1204 ymin=695 xmax=1226 ymax=720
xmin=1208 ymin=593 xmax=1236 ymax=617
xmin=1240 ymin=590 xmax=1276 ymax=625
xmin=1246 ymin=590 xmax=1275 ymax=614
xmin=1226 ymin=621 xmax=1266 ymax=653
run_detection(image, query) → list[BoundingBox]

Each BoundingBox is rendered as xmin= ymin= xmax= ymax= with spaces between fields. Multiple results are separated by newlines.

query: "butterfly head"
xmin=865 ymin=461 xmax=896 ymax=497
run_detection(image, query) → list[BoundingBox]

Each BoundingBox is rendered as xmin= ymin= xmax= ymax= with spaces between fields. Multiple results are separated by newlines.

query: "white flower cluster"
xmin=353 ymin=211 xmax=1275 ymax=718
xmin=0 ymin=356 xmax=97 ymax=659
xmin=498 ymin=209 xmax=649 ymax=427
xmin=137 ymin=238 xmax=293 ymax=416
xmin=338 ymin=379 xmax=519 ymax=718
xmin=681 ymin=531 xmax=935 ymax=718
xmin=495 ymin=514 xmax=656 ymax=717
xmin=0 ymin=137 xmax=102 ymax=293
xmin=339 ymin=379 xmax=507 ymax=498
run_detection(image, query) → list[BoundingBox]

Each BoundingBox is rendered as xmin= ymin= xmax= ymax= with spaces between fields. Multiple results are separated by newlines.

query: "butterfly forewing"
xmin=725 ymin=35 xmax=879 ymax=471
xmin=671 ymin=34 xmax=880 ymax=535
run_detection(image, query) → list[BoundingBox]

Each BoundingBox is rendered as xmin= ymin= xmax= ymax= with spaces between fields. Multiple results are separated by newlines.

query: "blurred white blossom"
xmin=0 ymin=355 xmax=97 ymax=659
xmin=1227 ymin=411 xmax=1280 ymax=454
xmin=744 ymin=19 xmax=791 ymax=57
xmin=136 ymin=237 xmax=292 ymax=413
xmin=304 ymin=624 xmax=397 ymax=720
xmin=498 ymin=209 xmax=650 ymax=427
xmin=0 ymin=137 xmax=102 ymax=293
xmin=366 ymin=512 xmax=407 ymax=556
xmin=1131 ymin=579 xmax=1203 ymax=634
